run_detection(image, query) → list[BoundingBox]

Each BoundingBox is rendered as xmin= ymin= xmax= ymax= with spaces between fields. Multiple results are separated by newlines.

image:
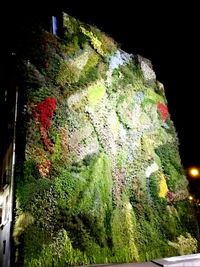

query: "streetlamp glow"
xmin=189 ymin=167 xmax=200 ymax=177
xmin=188 ymin=196 xmax=193 ymax=201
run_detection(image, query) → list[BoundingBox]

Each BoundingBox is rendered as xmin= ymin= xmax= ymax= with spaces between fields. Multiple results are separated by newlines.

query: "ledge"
xmin=152 ymin=253 xmax=200 ymax=266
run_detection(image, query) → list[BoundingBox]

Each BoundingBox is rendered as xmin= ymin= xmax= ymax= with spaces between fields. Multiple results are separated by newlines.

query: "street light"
xmin=188 ymin=167 xmax=200 ymax=178
xmin=188 ymin=195 xmax=193 ymax=201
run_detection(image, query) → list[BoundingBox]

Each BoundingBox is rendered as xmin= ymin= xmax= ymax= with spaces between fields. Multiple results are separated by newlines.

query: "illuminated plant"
xmin=32 ymin=97 xmax=57 ymax=152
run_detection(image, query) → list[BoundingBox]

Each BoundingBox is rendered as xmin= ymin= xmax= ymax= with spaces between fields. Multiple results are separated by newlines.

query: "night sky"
xmin=6 ymin=1 xmax=200 ymax=194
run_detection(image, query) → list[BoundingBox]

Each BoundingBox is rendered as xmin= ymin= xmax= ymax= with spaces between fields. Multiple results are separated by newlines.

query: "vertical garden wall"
xmin=14 ymin=13 xmax=199 ymax=267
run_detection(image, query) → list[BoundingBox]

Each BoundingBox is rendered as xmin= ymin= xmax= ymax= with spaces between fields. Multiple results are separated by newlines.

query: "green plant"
xmin=15 ymin=11 xmax=199 ymax=267
xmin=78 ymin=51 xmax=100 ymax=85
xmin=80 ymin=26 xmax=104 ymax=56
xmin=111 ymin=195 xmax=139 ymax=262
xmin=13 ymin=212 xmax=34 ymax=245
xmin=168 ymin=233 xmax=197 ymax=255
xmin=155 ymin=143 xmax=187 ymax=191
xmin=87 ymin=82 xmax=106 ymax=107
xmin=56 ymin=60 xmax=80 ymax=85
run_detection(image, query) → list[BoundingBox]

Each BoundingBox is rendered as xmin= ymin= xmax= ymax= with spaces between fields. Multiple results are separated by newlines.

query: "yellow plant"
xmin=89 ymin=25 xmax=117 ymax=55
xmin=159 ymin=174 xmax=168 ymax=198
xmin=80 ymin=26 xmax=104 ymax=56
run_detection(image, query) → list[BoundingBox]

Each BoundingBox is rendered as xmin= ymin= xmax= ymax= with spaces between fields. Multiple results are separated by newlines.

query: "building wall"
xmin=0 ymin=54 xmax=16 ymax=267
xmin=14 ymin=13 xmax=199 ymax=267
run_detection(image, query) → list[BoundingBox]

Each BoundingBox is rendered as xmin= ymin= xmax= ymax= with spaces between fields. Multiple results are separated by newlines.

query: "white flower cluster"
xmin=106 ymin=49 xmax=132 ymax=85
xmin=109 ymin=49 xmax=132 ymax=72
xmin=145 ymin=162 xmax=159 ymax=178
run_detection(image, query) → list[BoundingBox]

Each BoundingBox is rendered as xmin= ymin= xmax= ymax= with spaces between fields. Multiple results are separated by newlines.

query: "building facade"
xmin=0 ymin=54 xmax=17 ymax=267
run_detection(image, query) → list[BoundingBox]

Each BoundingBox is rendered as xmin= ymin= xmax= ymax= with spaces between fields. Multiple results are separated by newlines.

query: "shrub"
xmin=13 ymin=212 xmax=34 ymax=245
xmin=168 ymin=233 xmax=198 ymax=255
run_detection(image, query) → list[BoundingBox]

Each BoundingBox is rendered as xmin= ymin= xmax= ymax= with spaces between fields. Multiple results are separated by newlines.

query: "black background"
xmin=4 ymin=0 xmax=200 ymax=193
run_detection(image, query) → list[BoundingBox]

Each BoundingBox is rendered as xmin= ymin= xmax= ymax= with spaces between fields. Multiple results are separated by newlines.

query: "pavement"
xmin=102 ymin=264 xmax=157 ymax=267
xmin=74 ymin=253 xmax=200 ymax=266
xmin=77 ymin=263 xmax=158 ymax=267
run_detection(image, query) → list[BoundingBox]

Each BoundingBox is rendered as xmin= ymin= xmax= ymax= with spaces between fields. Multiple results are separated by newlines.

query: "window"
xmin=52 ymin=16 xmax=58 ymax=35
xmin=0 ymin=195 xmax=3 ymax=225
xmin=0 ymin=207 xmax=2 ymax=225
xmin=4 ymin=196 xmax=8 ymax=222
xmin=0 ymin=186 xmax=10 ymax=226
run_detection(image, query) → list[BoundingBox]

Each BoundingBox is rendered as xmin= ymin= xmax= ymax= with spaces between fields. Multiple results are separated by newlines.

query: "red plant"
xmin=157 ymin=102 xmax=169 ymax=121
xmin=33 ymin=97 xmax=57 ymax=151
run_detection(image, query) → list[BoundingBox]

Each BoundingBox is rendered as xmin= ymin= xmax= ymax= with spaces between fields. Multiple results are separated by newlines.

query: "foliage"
xmin=159 ymin=174 xmax=169 ymax=198
xmin=13 ymin=212 xmax=34 ymax=245
xmin=32 ymin=97 xmax=57 ymax=151
xmin=168 ymin=233 xmax=198 ymax=255
xmin=136 ymin=215 xmax=174 ymax=261
xmin=157 ymin=102 xmax=169 ymax=121
xmin=175 ymin=201 xmax=200 ymax=238
xmin=89 ymin=25 xmax=118 ymax=55
xmin=14 ymin=11 xmax=199 ymax=267
xmin=87 ymin=82 xmax=106 ymax=107
xmin=33 ymin=97 xmax=57 ymax=130
xmin=111 ymin=198 xmax=139 ymax=262
xmin=78 ymin=51 xmax=100 ymax=85
xmin=80 ymin=26 xmax=104 ymax=56
xmin=56 ymin=60 xmax=80 ymax=86
xmin=155 ymin=144 xmax=188 ymax=196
